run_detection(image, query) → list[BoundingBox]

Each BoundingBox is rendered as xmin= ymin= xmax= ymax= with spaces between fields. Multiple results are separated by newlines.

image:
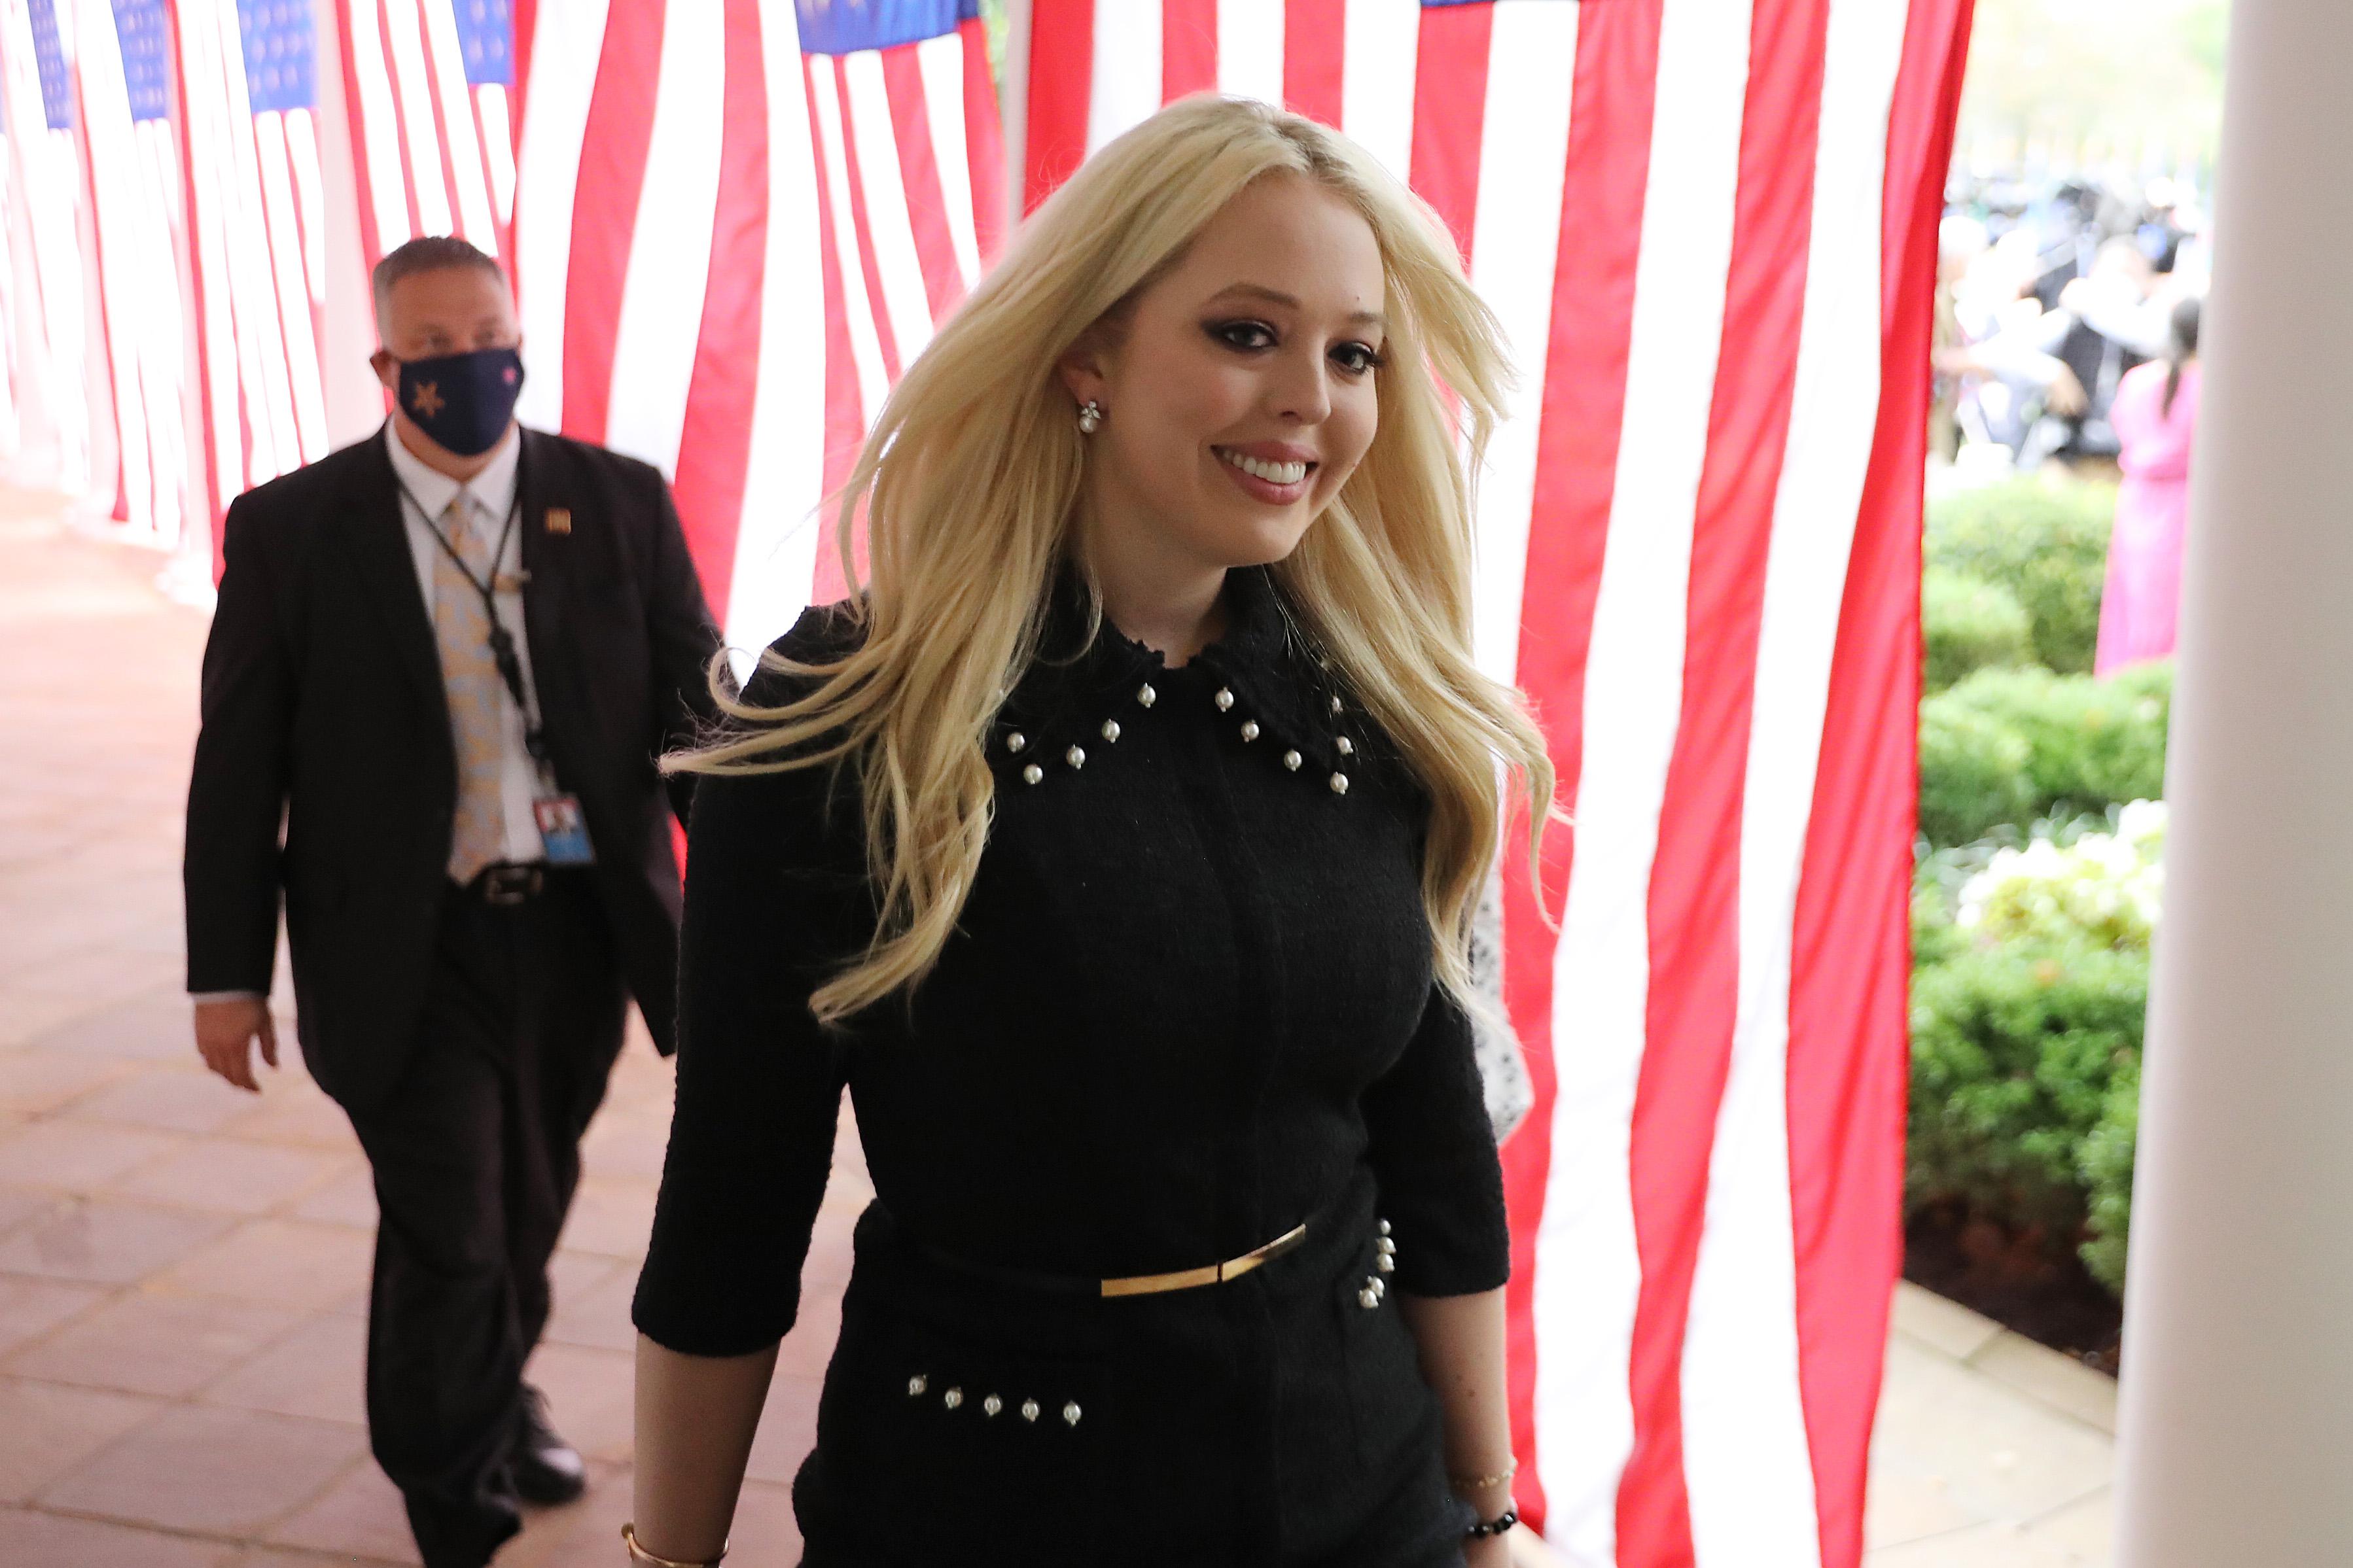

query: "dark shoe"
xmin=404 ymin=1487 xmax=520 ymax=1568
xmin=510 ymin=1384 xmax=587 ymax=1505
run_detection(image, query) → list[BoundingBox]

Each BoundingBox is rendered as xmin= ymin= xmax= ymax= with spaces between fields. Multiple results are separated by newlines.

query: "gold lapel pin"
xmin=544 ymin=507 xmax=571 ymax=536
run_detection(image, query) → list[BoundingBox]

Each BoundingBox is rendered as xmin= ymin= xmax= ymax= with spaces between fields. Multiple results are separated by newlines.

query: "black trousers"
xmin=344 ymin=869 xmax=626 ymax=1568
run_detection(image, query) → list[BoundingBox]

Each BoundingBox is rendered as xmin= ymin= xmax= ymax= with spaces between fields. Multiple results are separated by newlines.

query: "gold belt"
xmin=1097 ymin=1222 xmax=1309 ymax=1298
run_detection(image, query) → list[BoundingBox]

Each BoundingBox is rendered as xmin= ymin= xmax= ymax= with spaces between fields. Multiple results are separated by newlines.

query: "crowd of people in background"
xmin=1934 ymin=173 xmax=2208 ymax=474
xmin=1934 ymin=173 xmax=2208 ymax=672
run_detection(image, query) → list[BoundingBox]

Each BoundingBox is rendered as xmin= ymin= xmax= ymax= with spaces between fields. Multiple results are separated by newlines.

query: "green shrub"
xmin=1963 ymin=663 xmax=2170 ymax=817
xmin=2077 ymin=1058 xmax=2140 ymax=1295
xmin=1918 ymin=697 xmax=2035 ymax=848
xmin=1909 ymin=809 xmax=2160 ymax=1299
xmin=1912 ymin=873 xmax=1970 ymax=969
xmin=1922 ymin=568 xmax=2034 ymax=692
xmin=1917 ymin=663 xmax=2170 ymax=846
xmin=2101 ymin=660 xmax=2176 ymax=772
xmin=1907 ymin=941 xmax=2148 ymax=1239
xmin=1926 ymin=476 xmax=2115 ymax=674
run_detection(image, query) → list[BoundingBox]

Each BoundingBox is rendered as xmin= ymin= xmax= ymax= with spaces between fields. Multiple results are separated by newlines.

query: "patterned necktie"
xmin=432 ymin=493 xmax=507 ymax=882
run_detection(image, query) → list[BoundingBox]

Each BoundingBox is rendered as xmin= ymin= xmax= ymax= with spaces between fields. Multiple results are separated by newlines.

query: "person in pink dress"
xmin=2096 ymin=295 xmax=2203 ymax=674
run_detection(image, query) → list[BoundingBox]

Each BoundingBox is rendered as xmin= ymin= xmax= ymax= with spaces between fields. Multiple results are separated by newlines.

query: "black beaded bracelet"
xmin=1466 ymin=1507 xmax=1519 ymax=1541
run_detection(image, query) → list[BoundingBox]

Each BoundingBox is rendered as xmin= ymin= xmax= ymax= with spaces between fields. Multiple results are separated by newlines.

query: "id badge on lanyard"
xmin=409 ymin=474 xmax=597 ymax=868
xmin=533 ymin=791 xmax=595 ymax=865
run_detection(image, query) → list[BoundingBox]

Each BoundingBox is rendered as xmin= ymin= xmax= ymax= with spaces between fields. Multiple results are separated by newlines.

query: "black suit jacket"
xmin=184 ymin=423 xmax=722 ymax=1113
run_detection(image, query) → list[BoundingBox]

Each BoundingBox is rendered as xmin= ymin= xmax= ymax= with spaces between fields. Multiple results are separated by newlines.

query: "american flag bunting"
xmin=1 ymin=0 xmax=96 ymax=499
xmin=75 ymin=0 xmax=190 ymax=543
xmin=338 ymin=0 xmax=516 ymax=265
xmin=175 ymin=0 xmax=332 ymax=538
xmin=511 ymin=0 xmax=1002 ymax=659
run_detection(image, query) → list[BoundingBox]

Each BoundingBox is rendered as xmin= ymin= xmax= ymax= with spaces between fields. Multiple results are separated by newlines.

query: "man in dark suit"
xmin=184 ymin=235 xmax=721 ymax=1568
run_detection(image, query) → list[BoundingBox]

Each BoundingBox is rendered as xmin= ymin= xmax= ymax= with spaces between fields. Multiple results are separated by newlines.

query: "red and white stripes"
xmin=71 ymin=0 xmax=188 ymax=543
xmin=511 ymin=0 xmax=1000 ymax=660
xmin=1021 ymin=3 xmax=1972 ymax=1563
xmin=175 ymin=0 xmax=330 ymax=537
xmin=0 ymin=0 xmax=92 ymax=502
xmin=340 ymin=0 xmax=513 ymax=264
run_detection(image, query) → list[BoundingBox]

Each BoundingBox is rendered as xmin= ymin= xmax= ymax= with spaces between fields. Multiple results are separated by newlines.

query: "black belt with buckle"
xmin=467 ymin=863 xmax=546 ymax=906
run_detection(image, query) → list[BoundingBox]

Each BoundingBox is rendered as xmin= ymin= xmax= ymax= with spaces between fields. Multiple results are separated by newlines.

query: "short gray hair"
xmin=371 ymin=235 xmax=508 ymax=334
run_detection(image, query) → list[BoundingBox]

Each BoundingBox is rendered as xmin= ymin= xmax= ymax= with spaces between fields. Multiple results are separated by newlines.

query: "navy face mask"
xmin=395 ymin=347 xmax=525 ymax=457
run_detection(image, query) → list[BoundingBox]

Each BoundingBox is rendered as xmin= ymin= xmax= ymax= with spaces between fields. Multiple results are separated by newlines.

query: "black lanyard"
xmin=397 ymin=478 xmax=549 ymax=767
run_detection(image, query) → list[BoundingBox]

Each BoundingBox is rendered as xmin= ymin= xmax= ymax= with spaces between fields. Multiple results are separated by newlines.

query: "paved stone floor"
xmin=0 ymin=496 xmax=2115 ymax=1565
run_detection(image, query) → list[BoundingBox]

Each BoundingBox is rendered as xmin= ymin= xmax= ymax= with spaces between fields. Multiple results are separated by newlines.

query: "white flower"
xmin=1952 ymin=803 xmax=2168 ymax=950
xmin=2117 ymin=797 xmax=2168 ymax=851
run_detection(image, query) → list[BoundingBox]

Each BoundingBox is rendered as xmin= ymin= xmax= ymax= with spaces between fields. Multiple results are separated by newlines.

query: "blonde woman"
xmin=626 ymin=97 xmax=1552 ymax=1568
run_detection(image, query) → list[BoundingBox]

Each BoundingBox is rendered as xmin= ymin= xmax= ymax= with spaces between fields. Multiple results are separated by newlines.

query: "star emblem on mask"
xmin=410 ymin=381 xmax=444 ymax=419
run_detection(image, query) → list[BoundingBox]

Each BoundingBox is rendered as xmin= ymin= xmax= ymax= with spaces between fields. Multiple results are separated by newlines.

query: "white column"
xmin=2113 ymin=1 xmax=2353 ymax=1563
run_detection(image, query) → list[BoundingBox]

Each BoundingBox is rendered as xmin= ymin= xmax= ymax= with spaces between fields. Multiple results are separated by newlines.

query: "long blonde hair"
xmin=673 ymin=95 xmax=1555 ymax=1025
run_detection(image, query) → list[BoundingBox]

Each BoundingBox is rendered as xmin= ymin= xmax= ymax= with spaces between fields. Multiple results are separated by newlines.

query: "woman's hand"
xmin=1465 ymin=1532 xmax=1513 ymax=1567
xmin=1504 ymin=1518 xmax=1566 ymax=1565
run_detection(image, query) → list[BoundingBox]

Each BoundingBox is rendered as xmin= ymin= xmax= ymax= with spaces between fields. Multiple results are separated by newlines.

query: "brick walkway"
xmin=0 ymin=495 xmax=2112 ymax=1567
xmin=1868 ymin=1283 xmax=2115 ymax=1565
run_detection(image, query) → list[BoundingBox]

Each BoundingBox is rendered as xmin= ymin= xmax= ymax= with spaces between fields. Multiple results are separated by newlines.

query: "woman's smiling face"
xmin=1061 ymin=171 xmax=1389 ymax=574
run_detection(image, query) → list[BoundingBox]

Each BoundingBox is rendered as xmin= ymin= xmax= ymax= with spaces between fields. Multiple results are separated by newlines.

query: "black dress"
xmin=632 ymin=566 xmax=1508 ymax=1567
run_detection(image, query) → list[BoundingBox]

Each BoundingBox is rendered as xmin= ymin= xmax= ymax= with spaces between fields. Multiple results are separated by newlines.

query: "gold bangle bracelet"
xmin=1449 ymin=1463 xmax=1519 ymax=1493
xmin=622 ymin=1522 xmax=727 ymax=1567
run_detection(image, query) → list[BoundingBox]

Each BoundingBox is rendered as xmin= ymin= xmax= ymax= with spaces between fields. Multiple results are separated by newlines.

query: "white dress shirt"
xmin=190 ymin=424 xmax=548 ymax=1005
xmin=384 ymin=421 xmax=551 ymax=873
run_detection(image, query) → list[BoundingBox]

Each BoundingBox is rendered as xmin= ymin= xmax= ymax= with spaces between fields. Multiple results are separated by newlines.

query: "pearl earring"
xmin=1076 ymin=399 xmax=1104 ymax=436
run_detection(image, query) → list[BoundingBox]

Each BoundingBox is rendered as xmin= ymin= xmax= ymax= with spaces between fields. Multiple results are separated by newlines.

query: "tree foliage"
xmin=1956 ymin=0 xmax=2227 ymax=171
